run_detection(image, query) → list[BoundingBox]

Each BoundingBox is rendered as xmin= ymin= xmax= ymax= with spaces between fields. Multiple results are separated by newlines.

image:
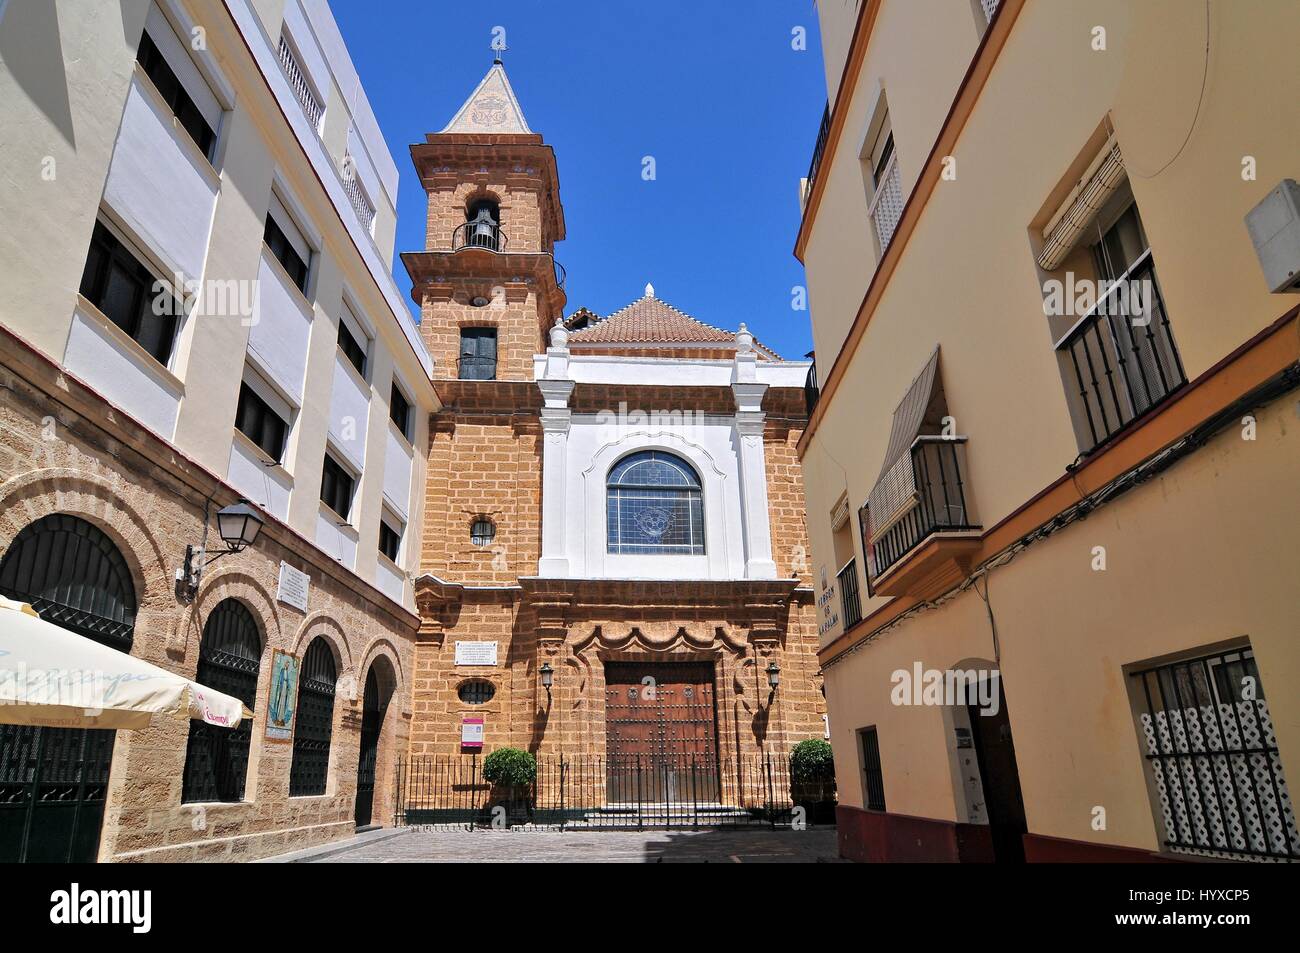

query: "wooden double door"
xmin=604 ymin=662 xmax=720 ymax=804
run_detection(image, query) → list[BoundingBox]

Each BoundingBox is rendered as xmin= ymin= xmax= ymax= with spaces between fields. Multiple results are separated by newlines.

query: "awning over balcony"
xmin=1036 ymin=136 xmax=1125 ymax=271
xmin=866 ymin=346 xmax=941 ymax=537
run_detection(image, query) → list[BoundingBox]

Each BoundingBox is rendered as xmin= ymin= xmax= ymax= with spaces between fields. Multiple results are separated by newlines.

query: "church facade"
xmin=403 ymin=64 xmax=826 ymax=785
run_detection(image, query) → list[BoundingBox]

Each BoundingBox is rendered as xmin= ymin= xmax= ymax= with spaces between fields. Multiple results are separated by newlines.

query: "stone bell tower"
xmin=403 ymin=59 xmax=567 ymax=383
xmin=403 ymin=60 xmax=566 ymax=595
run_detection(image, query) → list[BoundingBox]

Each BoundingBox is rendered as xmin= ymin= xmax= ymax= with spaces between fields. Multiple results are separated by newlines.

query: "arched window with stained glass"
xmin=606 ymin=450 xmax=705 ymax=555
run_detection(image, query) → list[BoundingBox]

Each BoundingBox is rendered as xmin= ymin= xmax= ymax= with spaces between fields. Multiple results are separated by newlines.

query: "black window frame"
xmin=235 ymin=380 xmax=288 ymax=463
xmin=338 ymin=319 xmax=366 ymax=376
xmin=458 ymin=327 xmax=498 ymax=380
xmin=264 ymin=211 xmax=310 ymax=294
xmin=78 ymin=221 xmax=181 ymax=367
xmin=320 ymin=451 xmax=356 ymax=521
xmin=136 ymin=30 xmax=217 ymax=160
xmin=378 ymin=519 xmax=401 ymax=562
xmin=389 ymin=381 xmax=411 ymax=438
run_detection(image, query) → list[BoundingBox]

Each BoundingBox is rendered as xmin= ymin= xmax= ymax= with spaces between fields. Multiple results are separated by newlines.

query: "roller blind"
xmin=144 ymin=5 xmax=221 ymax=130
xmin=1036 ymin=138 xmax=1125 ymax=271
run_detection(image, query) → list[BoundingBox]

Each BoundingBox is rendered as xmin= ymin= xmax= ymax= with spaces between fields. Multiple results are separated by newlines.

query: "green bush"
xmin=482 ymin=747 xmax=537 ymax=788
xmin=789 ymin=739 xmax=835 ymax=784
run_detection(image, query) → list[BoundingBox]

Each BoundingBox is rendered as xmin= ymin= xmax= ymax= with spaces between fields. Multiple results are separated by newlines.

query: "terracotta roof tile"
xmin=567 ymin=293 xmax=781 ymax=358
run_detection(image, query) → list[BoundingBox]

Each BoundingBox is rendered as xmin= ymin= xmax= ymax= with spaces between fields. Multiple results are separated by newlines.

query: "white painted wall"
xmin=102 ymin=77 xmax=219 ymax=285
xmin=375 ymin=555 xmax=405 ymax=605
xmin=559 ymin=417 xmax=751 ymax=580
xmin=382 ymin=425 xmax=413 ymax=520
xmin=327 ymin=352 xmax=370 ymax=470
xmin=247 ymin=251 xmax=313 ymax=403
xmin=64 ymin=303 xmax=182 ymax=441
xmin=315 ymin=502 xmax=358 ymax=568
xmin=227 ymin=435 xmax=293 ymax=521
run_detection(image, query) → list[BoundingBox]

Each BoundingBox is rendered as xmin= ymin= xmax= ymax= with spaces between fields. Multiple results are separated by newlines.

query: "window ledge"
xmin=870 ymin=530 xmax=982 ymax=600
xmin=231 ymin=427 xmax=293 ymax=481
xmin=74 ymin=294 xmax=185 ymax=394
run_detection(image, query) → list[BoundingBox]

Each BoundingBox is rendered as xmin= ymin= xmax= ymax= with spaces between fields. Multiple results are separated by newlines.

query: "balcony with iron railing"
xmin=804 ymin=358 xmax=820 ymax=416
xmin=448 ymin=220 xmax=567 ymax=290
xmin=277 ymin=35 xmax=323 ymax=133
xmin=802 ymin=101 xmax=832 ymax=208
xmin=861 ymin=436 xmax=981 ymax=599
xmin=1053 ymin=250 xmax=1185 ymax=454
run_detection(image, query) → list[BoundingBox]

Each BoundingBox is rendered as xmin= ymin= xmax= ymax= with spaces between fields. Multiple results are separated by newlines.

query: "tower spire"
xmin=440 ymin=59 xmax=531 ymax=135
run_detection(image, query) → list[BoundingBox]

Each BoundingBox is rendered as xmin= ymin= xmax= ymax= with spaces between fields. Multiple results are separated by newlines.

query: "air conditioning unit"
xmin=1245 ymin=178 xmax=1300 ymax=293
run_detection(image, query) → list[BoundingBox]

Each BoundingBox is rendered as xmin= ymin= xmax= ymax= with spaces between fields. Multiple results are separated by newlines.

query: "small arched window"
xmin=289 ymin=637 xmax=337 ymax=797
xmin=606 ymin=450 xmax=705 ymax=555
xmin=182 ymin=599 xmax=262 ymax=803
xmin=470 ymin=517 xmax=496 ymax=547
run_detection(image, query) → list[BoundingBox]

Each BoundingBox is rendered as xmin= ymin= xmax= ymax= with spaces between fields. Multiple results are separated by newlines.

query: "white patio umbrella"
xmin=0 ymin=596 xmax=251 ymax=730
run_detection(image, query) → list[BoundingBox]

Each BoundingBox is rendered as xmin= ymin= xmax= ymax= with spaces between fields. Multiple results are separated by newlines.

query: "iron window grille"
xmin=182 ymin=599 xmax=261 ymax=804
xmin=78 ymin=222 xmax=182 ymax=366
xmin=264 ymin=213 xmax=310 ymax=294
xmin=390 ymin=382 xmax=411 ymax=438
xmin=458 ymin=327 xmax=498 ymax=380
xmin=470 ymin=518 xmax=495 ymax=548
xmin=235 ymin=381 xmax=288 ymax=462
xmin=606 ymin=451 xmax=705 ymax=556
xmin=289 ymin=639 xmax=337 ymax=797
xmin=860 ymin=726 xmax=887 ymax=812
xmin=837 ymin=559 xmax=863 ymax=631
xmin=804 ymin=358 xmax=820 ymax=416
xmin=1131 ymin=647 xmax=1298 ymax=861
xmin=457 ymin=680 xmax=496 ymax=705
xmin=1054 ymin=250 xmax=1185 ymax=454
xmin=338 ymin=320 xmax=366 ymax=375
xmin=379 ymin=520 xmax=401 ymax=562
xmin=136 ymin=31 xmax=216 ymax=160
xmin=320 ymin=452 xmax=356 ymax=521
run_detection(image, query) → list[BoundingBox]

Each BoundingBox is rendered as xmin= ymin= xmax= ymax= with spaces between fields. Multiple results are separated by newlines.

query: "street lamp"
xmin=179 ymin=499 xmax=266 ymax=602
xmin=539 ymin=662 xmax=554 ymax=697
xmin=766 ymin=661 xmax=781 ymax=692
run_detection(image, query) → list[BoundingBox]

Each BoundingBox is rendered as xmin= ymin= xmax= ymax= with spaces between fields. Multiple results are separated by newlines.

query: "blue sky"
xmin=331 ymin=0 xmax=827 ymax=360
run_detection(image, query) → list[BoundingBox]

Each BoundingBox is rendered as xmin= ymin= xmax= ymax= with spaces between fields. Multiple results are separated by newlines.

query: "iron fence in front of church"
xmin=392 ymin=753 xmax=837 ymax=830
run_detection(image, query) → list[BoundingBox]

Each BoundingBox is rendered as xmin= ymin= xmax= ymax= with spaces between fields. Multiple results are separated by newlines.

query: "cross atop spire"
xmin=439 ymin=60 xmax=532 ymax=135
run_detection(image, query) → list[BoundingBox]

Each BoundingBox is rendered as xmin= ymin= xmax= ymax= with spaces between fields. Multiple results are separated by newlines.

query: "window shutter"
xmin=866 ymin=347 xmax=941 ymax=538
xmin=1036 ymin=137 xmax=1125 ymax=271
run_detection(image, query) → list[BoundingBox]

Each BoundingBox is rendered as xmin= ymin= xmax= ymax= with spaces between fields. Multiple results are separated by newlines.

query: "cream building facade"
xmin=798 ymin=0 xmax=1300 ymax=861
xmin=0 ymin=0 xmax=435 ymax=861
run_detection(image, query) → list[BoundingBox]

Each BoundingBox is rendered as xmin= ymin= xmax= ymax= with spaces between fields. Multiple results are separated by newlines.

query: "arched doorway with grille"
xmin=0 ymin=514 xmax=138 ymax=863
xmin=354 ymin=657 xmax=394 ymax=828
xmin=289 ymin=638 xmax=337 ymax=797
xmin=181 ymin=599 xmax=263 ymax=804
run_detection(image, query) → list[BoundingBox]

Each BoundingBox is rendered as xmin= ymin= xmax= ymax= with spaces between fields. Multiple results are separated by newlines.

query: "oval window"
xmin=458 ymin=680 xmax=495 ymax=705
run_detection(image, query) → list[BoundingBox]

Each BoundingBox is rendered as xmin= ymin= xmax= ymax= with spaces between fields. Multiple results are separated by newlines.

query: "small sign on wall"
xmin=277 ymin=561 xmax=310 ymax=612
xmin=455 ymin=641 xmax=498 ymax=666
xmin=266 ymin=649 xmax=300 ymax=741
xmin=461 ymin=717 xmax=484 ymax=749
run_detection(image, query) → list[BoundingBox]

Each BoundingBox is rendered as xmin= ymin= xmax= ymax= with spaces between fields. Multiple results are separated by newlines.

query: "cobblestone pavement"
xmin=305 ymin=827 xmax=844 ymax=863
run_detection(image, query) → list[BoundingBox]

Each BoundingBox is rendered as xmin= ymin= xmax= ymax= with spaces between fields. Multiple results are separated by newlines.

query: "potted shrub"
xmin=789 ymin=739 xmax=836 ymax=825
xmin=482 ymin=747 xmax=537 ymax=826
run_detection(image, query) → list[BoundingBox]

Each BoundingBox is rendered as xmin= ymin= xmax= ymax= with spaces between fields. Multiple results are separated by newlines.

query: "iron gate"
xmin=0 ymin=515 xmax=137 ymax=863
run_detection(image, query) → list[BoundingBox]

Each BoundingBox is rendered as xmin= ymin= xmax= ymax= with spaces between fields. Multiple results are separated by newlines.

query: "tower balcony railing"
xmin=861 ymin=437 xmax=980 ymax=597
xmin=448 ymin=224 xmax=566 ymax=290
xmin=453 ymin=220 xmax=508 ymax=252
